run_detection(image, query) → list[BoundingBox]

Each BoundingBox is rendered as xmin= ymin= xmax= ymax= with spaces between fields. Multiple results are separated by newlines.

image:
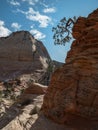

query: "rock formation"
xmin=0 ymin=31 xmax=50 ymax=81
xmin=42 ymin=8 xmax=98 ymax=128
xmin=23 ymin=82 xmax=47 ymax=95
xmin=0 ymin=94 xmax=68 ymax=130
xmin=1 ymin=8 xmax=98 ymax=130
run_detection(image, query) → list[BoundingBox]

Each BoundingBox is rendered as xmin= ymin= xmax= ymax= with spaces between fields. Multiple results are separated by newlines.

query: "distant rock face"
xmin=0 ymin=31 xmax=50 ymax=81
xmin=42 ymin=8 xmax=98 ymax=126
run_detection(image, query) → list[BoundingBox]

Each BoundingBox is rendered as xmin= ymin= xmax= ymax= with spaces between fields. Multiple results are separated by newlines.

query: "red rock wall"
xmin=42 ymin=9 xmax=98 ymax=125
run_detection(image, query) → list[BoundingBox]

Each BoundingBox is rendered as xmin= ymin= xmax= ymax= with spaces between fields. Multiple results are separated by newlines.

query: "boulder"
xmin=24 ymin=83 xmax=48 ymax=95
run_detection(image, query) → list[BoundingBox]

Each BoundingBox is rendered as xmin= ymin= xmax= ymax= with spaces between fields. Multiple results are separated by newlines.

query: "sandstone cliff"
xmin=42 ymin=8 xmax=98 ymax=129
xmin=0 ymin=31 xmax=50 ymax=81
xmin=1 ymin=8 xmax=98 ymax=130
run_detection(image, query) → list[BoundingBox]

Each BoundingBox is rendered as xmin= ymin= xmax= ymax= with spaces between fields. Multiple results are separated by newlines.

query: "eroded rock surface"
xmin=0 ymin=94 xmax=44 ymax=130
xmin=1 ymin=9 xmax=98 ymax=130
xmin=0 ymin=31 xmax=50 ymax=81
xmin=42 ymin=9 xmax=98 ymax=128
xmin=0 ymin=90 xmax=70 ymax=130
xmin=23 ymin=83 xmax=47 ymax=95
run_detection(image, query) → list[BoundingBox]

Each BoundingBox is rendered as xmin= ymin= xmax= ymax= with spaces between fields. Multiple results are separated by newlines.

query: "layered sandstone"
xmin=42 ymin=8 xmax=98 ymax=128
xmin=0 ymin=31 xmax=50 ymax=81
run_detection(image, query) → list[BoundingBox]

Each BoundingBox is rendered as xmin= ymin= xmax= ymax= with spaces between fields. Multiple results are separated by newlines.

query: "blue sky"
xmin=0 ymin=0 xmax=98 ymax=62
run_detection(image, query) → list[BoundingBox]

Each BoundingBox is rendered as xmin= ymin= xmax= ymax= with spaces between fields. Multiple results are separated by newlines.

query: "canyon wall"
xmin=0 ymin=31 xmax=50 ymax=81
xmin=42 ymin=9 xmax=98 ymax=126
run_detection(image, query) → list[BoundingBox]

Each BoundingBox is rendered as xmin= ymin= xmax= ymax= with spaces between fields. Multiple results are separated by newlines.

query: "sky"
xmin=0 ymin=0 xmax=98 ymax=63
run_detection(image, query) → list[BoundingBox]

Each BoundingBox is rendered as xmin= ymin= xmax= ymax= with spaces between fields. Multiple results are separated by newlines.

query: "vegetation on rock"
xmin=52 ymin=17 xmax=77 ymax=45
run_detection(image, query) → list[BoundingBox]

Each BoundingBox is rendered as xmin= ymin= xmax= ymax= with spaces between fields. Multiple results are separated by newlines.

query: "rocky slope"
xmin=0 ymin=84 xmax=68 ymax=130
xmin=0 ymin=31 xmax=50 ymax=82
xmin=0 ymin=31 xmax=64 ymax=129
xmin=42 ymin=8 xmax=98 ymax=129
